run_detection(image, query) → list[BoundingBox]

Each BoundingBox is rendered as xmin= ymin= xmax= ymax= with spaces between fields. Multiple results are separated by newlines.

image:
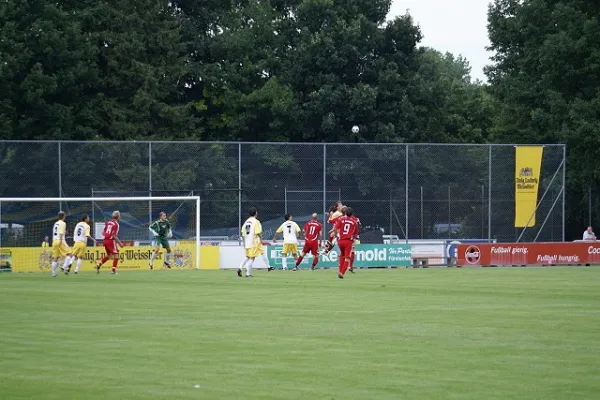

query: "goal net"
xmin=0 ymin=196 xmax=200 ymax=273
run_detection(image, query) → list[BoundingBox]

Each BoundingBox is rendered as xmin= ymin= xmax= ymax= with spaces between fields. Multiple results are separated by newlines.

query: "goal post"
xmin=0 ymin=196 xmax=200 ymax=272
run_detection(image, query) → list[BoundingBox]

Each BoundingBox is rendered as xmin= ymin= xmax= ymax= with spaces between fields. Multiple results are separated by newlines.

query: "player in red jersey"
xmin=332 ymin=207 xmax=359 ymax=279
xmin=295 ymin=213 xmax=323 ymax=270
xmin=349 ymin=216 xmax=361 ymax=273
xmin=322 ymin=201 xmax=344 ymax=254
xmin=345 ymin=208 xmax=361 ymax=274
xmin=95 ymin=211 xmax=124 ymax=275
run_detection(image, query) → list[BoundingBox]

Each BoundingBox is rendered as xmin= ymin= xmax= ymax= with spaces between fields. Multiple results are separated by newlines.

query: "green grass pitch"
xmin=1 ymin=268 xmax=599 ymax=400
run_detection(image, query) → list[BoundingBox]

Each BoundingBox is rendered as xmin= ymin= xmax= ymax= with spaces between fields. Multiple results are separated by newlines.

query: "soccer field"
xmin=1 ymin=268 xmax=599 ymax=400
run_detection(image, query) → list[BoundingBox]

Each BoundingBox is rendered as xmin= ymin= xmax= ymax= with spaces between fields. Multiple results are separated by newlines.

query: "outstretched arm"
xmin=149 ymin=221 xmax=159 ymax=236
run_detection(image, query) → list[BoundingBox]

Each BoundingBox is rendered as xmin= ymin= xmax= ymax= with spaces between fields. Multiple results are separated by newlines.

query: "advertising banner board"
xmin=457 ymin=242 xmax=600 ymax=266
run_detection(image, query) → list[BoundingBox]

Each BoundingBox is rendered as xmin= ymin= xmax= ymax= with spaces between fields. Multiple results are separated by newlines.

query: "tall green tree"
xmin=414 ymin=48 xmax=493 ymax=143
xmin=0 ymin=0 xmax=200 ymax=140
xmin=0 ymin=1 xmax=98 ymax=139
xmin=487 ymin=0 xmax=600 ymax=238
xmin=190 ymin=0 xmax=425 ymax=142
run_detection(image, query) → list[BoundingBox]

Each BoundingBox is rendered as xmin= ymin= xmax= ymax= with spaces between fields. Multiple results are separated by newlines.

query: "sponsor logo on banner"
xmin=515 ymin=146 xmax=544 ymax=227
xmin=0 ymin=248 xmax=12 ymax=272
xmin=446 ymin=241 xmax=461 ymax=258
xmin=464 ymin=245 xmax=481 ymax=265
xmin=457 ymin=242 xmax=600 ymax=266
xmin=266 ymin=244 xmax=412 ymax=269
xmin=445 ymin=239 xmax=495 ymax=259
xmin=519 ymin=167 xmax=533 ymax=177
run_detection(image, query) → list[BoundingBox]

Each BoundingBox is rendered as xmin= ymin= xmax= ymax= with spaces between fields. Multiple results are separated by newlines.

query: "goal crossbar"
xmin=0 ymin=196 xmax=201 ymax=270
xmin=0 ymin=196 xmax=199 ymax=202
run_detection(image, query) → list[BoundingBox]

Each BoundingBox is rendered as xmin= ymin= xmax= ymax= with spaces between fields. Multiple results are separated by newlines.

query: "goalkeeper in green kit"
xmin=149 ymin=211 xmax=173 ymax=269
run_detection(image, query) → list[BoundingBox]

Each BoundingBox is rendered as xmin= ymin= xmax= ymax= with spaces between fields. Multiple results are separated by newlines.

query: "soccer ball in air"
xmin=351 ymin=125 xmax=359 ymax=134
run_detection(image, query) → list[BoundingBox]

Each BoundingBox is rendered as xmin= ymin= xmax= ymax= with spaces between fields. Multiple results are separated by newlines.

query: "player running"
xmin=149 ymin=211 xmax=173 ymax=270
xmin=72 ymin=215 xmax=95 ymax=274
xmin=295 ymin=213 xmax=323 ymax=270
xmin=332 ymin=207 xmax=359 ymax=279
xmin=272 ymin=214 xmax=301 ymax=271
xmin=95 ymin=211 xmax=124 ymax=275
xmin=322 ymin=201 xmax=344 ymax=254
xmin=51 ymin=211 xmax=75 ymax=277
xmin=343 ymin=207 xmax=361 ymax=274
xmin=238 ymin=207 xmax=271 ymax=278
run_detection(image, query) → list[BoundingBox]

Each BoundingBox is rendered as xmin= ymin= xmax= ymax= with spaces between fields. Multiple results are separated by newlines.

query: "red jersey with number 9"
xmin=103 ymin=220 xmax=120 ymax=240
xmin=303 ymin=221 xmax=323 ymax=243
xmin=334 ymin=216 xmax=359 ymax=241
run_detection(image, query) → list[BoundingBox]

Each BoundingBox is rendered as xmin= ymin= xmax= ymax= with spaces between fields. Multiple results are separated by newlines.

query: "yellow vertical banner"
xmin=515 ymin=146 xmax=544 ymax=227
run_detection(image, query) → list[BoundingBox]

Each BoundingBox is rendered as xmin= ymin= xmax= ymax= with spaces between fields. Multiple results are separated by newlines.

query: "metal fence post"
xmin=323 ymin=144 xmax=327 ymax=228
xmin=588 ymin=186 xmax=592 ymax=228
xmin=238 ymin=143 xmax=242 ymax=244
xmin=447 ymin=186 xmax=451 ymax=234
xmin=405 ymin=144 xmax=409 ymax=243
xmin=420 ymin=186 xmax=424 ymax=239
xmin=389 ymin=190 xmax=393 ymax=236
xmin=148 ymin=142 xmax=152 ymax=227
xmin=562 ymin=145 xmax=566 ymax=241
xmin=58 ymin=142 xmax=62 ymax=211
xmin=91 ymin=188 xmax=95 ymax=232
xmin=488 ymin=145 xmax=492 ymax=241
xmin=481 ymin=185 xmax=485 ymax=238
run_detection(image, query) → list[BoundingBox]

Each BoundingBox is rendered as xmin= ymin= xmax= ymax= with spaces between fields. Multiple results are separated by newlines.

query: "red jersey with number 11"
xmin=334 ymin=216 xmax=359 ymax=241
xmin=103 ymin=220 xmax=120 ymax=240
xmin=303 ymin=221 xmax=323 ymax=243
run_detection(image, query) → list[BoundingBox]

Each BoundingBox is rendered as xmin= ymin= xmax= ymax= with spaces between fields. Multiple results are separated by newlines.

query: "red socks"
xmin=296 ymin=255 xmax=304 ymax=266
xmin=339 ymin=258 xmax=349 ymax=275
xmin=112 ymin=258 xmax=119 ymax=273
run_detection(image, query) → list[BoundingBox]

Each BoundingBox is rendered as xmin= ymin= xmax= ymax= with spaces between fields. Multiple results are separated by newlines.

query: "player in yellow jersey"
xmin=238 ymin=207 xmax=274 ymax=277
xmin=72 ymin=215 xmax=96 ymax=274
xmin=51 ymin=211 xmax=74 ymax=277
xmin=272 ymin=214 xmax=301 ymax=271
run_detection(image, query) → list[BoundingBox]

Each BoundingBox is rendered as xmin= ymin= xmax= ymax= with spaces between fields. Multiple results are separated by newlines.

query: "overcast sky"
xmin=389 ymin=0 xmax=492 ymax=81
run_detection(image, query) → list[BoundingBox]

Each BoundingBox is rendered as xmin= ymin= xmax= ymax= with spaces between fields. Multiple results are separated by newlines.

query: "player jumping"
xmin=95 ymin=211 xmax=123 ymax=275
xmin=295 ymin=213 xmax=323 ymax=270
xmin=321 ymin=201 xmax=344 ymax=254
xmin=72 ymin=215 xmax=96 ymax=274
xmin=51 ymin=211 xmax=75 ymax=277
xmin=332 ymin=207 xmax=359 ymax=279
xmin=272 ymin=213 xmax=301 ymax=271
xmin=149 ymin=211 xmax=173 ymax=270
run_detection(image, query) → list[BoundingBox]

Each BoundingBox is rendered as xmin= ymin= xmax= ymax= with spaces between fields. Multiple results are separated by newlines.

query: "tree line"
xmin=0 ymin=0 xmax=598 ymax=238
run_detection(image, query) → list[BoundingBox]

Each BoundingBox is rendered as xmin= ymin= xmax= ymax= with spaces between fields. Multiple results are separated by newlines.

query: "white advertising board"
xmin=219 ymin=244 xmax=271 ymax=270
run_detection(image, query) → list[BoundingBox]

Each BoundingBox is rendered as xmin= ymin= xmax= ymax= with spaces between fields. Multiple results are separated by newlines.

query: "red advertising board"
xmin=457 ymin=242 xmax=600 ymax=266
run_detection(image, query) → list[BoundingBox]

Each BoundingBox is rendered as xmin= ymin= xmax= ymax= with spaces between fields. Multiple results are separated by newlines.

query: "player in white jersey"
xmin=71 ymin=215 xmax=96 ymax=274
xmin=51 ymin=211 xmax=74 ymax=277
xmin=238 ymin=208 xmax=273 ymax=277
xmin=272 ymin=214 xmax=301 ymax=271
